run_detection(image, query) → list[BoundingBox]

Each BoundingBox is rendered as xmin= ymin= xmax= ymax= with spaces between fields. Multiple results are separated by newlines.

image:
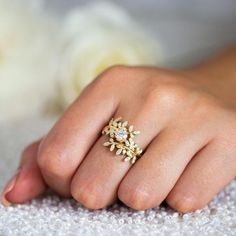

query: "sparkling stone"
xmin=115 ymin=127 xmax=128 ymax=141
xmin=2 ymin=119 xmax=236 ymax=235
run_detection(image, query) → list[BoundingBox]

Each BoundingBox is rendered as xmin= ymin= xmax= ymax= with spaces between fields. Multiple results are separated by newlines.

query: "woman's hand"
xmin=2 ymin=47 xmax=236 ymax=213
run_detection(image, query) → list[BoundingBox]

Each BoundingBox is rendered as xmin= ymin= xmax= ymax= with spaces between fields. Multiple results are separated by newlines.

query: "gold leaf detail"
xmin=127 ymin=151 xmax=132 ymax=157
xmin=115 ymin=117 xmax=122 ymax=122
xmin=116 ymin=149 xmax=122 ymax=155
xmin=103 ymin=142 xmax=110 ymax=146
xmin=129 ymin=126 xmax=133 ymax=132
xmin=110 ymin=144 xmax=115 ymax=151
xmin=133 ymin=130 xmax=140 ymax=135
xmin=122 ymin=121 xmax=128 ymax=127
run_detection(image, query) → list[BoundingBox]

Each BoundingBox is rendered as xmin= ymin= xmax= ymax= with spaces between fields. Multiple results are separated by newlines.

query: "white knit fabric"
xmin=0 ymin=118 xmax=236 ymax=236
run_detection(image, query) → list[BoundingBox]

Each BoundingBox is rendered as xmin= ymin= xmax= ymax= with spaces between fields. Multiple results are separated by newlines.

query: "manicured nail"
xmin=1 ymin=168 xmax=21 ymax=207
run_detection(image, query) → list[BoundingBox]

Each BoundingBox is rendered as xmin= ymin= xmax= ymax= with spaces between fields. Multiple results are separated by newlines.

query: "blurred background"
xmin=1 ymin=0 xmax=236 ymax=126
xmin=47 ymin=0 xmax=236 ymax=67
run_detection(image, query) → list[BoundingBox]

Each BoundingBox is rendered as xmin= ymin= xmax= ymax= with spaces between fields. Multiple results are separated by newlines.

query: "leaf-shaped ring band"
xmin=102 ymin=117 xmax=143 ymax=164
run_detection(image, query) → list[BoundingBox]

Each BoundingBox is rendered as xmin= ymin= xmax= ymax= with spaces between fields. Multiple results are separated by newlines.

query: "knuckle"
xmin=79 ymin=65 xmax=131 ymax=99
xmin=20 ymin=140 xmax=39 ymax=164
xmin=195 ymin=96 xmax=218 ymax=112
xmin=144 ymin=82 xmax=187 ymax=111
xmin=189 ymin=95 xmax=222 ymax=121
xmin=102 ymin=65 xmax=131 ymax=77
xmin=37 ymin=142 xmax=66 ymax=179
xmin=118 ymin=183 xmax=152 ymax=210
xmin=71 ymin=181 xmax=106 ymax=209
xmin=95 ymin=65 xmax=132 ymax=85
xmin=166 ymin=192 xmax=200 ymax=213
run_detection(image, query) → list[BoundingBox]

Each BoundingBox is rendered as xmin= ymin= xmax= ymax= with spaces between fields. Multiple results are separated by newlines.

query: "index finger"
xmin=37 ymin=67 xmax=124 ymax=195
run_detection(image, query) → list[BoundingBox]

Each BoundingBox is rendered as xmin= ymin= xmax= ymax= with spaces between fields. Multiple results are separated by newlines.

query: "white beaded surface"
xmin=0 ymin=118 xmax=236 ymax=236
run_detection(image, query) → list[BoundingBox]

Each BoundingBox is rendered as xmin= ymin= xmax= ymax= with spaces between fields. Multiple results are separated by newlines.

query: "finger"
xmin=166 ymin=138 xmax=236 ymax=213
xmin=1 ymin=140 xmax=47 ymax=206
xmin=117 ymin=124 xmax=212 ymax=210
xmin=70 ymin=99 xmax=166 ymax=209
xmin=37 ymin=66 xmax=133 ymax=196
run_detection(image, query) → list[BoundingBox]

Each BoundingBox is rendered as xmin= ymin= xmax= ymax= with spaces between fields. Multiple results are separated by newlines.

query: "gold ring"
xmin=102 ymin=117 xmax=143 ymax=164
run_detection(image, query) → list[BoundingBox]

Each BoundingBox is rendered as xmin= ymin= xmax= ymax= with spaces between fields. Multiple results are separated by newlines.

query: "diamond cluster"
xmin=102 ymin=117 xmax=142 ymax=164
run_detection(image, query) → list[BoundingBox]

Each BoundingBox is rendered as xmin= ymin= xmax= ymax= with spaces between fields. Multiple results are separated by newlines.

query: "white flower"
xmin=59 ymin=2 xmax=162 ymax=107
xmin=0 ymin=0 xmax=163 ymax=123
xmin=0 ymin=0 xmax=60 ymax=123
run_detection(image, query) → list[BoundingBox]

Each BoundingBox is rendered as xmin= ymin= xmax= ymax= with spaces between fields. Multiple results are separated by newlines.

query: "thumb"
xmin=1 ymin=139 xmax=47 ymax=206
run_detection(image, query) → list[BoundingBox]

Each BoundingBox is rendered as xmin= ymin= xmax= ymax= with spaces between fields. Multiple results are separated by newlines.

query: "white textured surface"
xmin=47 ymin=0 xmax=236 ymax=68
xmin=0 ymin=118 xmax=236 ymax=236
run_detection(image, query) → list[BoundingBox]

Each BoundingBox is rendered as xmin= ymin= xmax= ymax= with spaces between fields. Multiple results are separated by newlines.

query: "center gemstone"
xmin=115 ymin=128 xmax=128 ymax=141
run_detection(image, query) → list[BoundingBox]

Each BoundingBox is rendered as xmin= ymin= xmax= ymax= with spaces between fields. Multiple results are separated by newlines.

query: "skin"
xmin=1 ymin=46 xmax=236 ymax=213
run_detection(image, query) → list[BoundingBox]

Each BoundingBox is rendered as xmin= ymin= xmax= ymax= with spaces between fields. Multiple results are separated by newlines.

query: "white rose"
xmin=59 ymin=2 xmax=162 ymax=107
xmin=0 ymin=0 xmax=60 ymax=124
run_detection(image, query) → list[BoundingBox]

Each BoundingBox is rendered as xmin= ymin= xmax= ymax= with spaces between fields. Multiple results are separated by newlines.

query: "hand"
xmin=2 ymin=48 xmax=236 ymax=212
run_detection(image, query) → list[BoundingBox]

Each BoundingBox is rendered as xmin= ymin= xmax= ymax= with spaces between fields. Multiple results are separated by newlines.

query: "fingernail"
xmin=1 ymin=168 xmax=21 ymax=207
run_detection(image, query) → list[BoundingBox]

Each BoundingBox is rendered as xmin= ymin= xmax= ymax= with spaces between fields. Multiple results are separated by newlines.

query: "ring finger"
xmin=70 ymin=103 xmax=165 ymax=209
